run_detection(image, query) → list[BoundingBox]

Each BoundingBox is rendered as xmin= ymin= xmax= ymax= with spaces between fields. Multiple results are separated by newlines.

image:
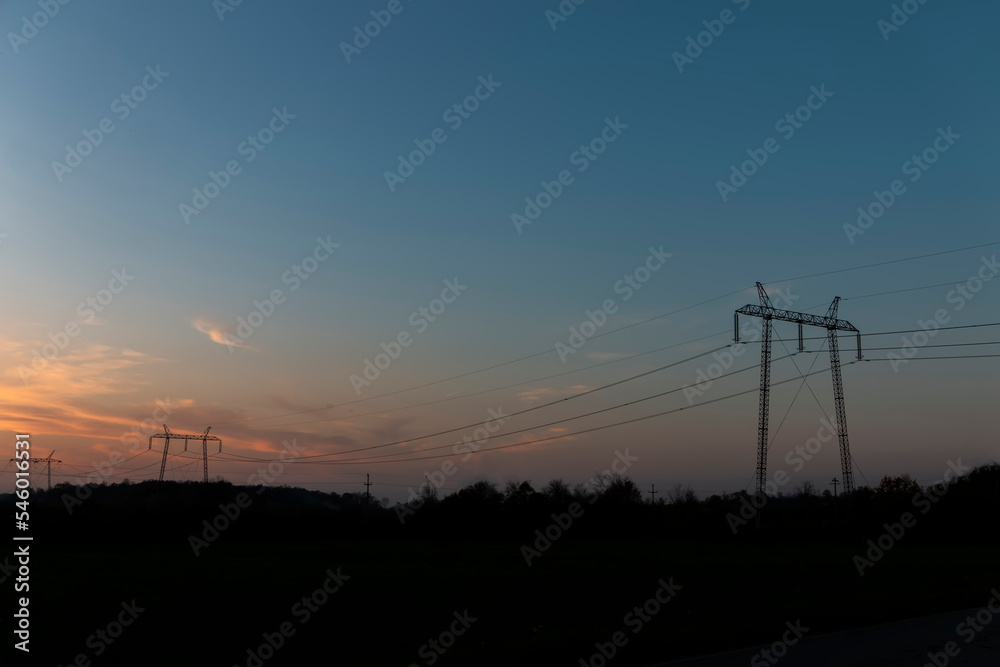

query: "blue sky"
xmin=1 ymin=0 xmax=998 ymax=500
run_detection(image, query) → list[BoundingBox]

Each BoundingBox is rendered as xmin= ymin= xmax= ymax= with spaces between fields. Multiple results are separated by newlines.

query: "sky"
xmin=1 ymin=0 xmax=998 ymax=502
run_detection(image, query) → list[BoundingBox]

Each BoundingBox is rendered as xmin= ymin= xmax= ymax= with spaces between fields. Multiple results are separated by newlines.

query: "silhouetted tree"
xmin=795 ymin=481 xmax=816 ymax=498
xmin=542 ymin=478 xmax=573 ymax=504
xmin=418 ymin=482 xmax=439 ymax=504
xmin=668 ymin=484 xmax=698 ymax=505
xmin=875 ymin=474 xmax=920 ymax=498
xmin=458 ymin=480 xmax=503 ymax=505
xmin=503 ymin=480 xmax=536 ymax=508
xmin=601 ymin=474 xmax=642 ymax=505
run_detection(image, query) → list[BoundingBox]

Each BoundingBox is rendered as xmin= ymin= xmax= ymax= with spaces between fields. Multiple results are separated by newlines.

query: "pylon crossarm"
xmin=735 ymin=304 xmax=859 ymax=333
xmin=147 ymin=427 xmax=222 ymax=482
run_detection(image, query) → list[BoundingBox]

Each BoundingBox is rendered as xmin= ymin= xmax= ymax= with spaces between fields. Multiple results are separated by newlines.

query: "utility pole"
xmin=830 ymin=477 xmax=840 ymax=498
xmin=364 ymin=474 xmax=372 ymax=509
xmin=648 ymin=484 xmax=658 ymax=504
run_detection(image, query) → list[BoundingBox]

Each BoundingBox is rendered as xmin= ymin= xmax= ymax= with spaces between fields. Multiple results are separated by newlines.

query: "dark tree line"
xmin=5 ymin=464 xmax=999 ymax=545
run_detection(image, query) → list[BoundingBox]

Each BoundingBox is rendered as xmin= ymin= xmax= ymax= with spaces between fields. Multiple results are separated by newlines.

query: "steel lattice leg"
xmin=159 ymin=437 xmax=170 ymax=482
xmin=828 ymin=329 xmax=854 ymax=494
xmin=757 ymin=318 xmax=772 ymax=500
xmin=203 ymin=438 xmax=209 ymax=483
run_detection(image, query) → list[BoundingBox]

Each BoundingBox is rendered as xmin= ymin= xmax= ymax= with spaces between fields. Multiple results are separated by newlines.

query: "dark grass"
xmin=22 ymin=538 xmax=1000 ymax=666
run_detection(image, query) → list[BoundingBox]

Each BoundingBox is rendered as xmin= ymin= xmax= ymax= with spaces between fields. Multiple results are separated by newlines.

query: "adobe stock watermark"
xmin=877 ymin=0 xmax=930 ymax=41
xmin=179 ymin=107 xmax=296 ymax=224
xmin=189 ymin=438 xmax=306 ymax=556
xmin=511 ymin=116 xmax=628 ymax=234
xmin=61 ymin=397 xmax=177 ymax=514
xmin=716 ymin=84 xmax=834 ymax=202
xmin=395 ymin=406 xmax=509 ymax=523
xmin=340 ymin=0 xmax=417 ymax=63
xmin=577 ymin=578 xmax=682 ymax=666
xmin=887 ymin=255 xmax=997 ymax=372
xmin=349 ymin=278 xmax=468 ymax=395
xmin=750 ymin=620 xmax=810 ymax=667
xmin=521 ymin=450 xmax=639 ymax=566
xmin=407 ymin=611 xmax=477 ymax=667
xmin=683 ymin=286 xmax=797 ymax=404
xmin=213 ymin=0 xmax=251 ymax=22
xmin=726 ymin=414 xmax=840 ymax=533
xmin=922 ymin=588 xmax=1000 ymax=667
xmin=223 ymin=236 xmax=340 ymax=352
xmin=119 ymin=398 xmax=178 ymax=452
xmin=853 ymin=459 xmax=970 ymax=576
xmin=545 ymin=0 xmax=587 ymax=31
xmin=844 ymin=127 xmax=960 ymax=244
xmin=52 ymin=66 xmax=170 ymax=182
xmin=18 ymin=268 xmax=135 ymax=384
xmin=384 ymin=74 xmax=502 ymax=192
xmin=672 ymin=0 xmax=751 ymax=73
xmin=233 ymin=567 xmax=350 ymax=667
xmin=554 ymin=245 xmax=671 ymax=363
xmin=0 ymin=556 xmax=16 ymax=586
xmin=55 ymin=600 xmax=145 ymax=666
xmin=7 ymin=0 xmax=76 ymax=55
xmin=452 ymin=407 xmax=510 ymax=462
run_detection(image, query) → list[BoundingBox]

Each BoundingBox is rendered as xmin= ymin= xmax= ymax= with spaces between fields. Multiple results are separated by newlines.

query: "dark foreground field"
xmin=14 ymin=538 xmax=1000 ymax=666
xmin=5 ymin=470 xmax=1000 ymax=665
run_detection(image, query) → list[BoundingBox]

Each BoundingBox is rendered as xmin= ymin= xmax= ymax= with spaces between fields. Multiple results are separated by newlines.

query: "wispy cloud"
xmin=0 ymin=338 xmax=171 ymax=442
xmin=191 ymin=317 xmax=256 ymax=350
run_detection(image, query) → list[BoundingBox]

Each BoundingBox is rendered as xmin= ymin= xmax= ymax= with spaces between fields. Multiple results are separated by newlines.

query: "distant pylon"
xmin=9 ymin=450 xmax=62 ymax=490
xmin=149 ymin=426 xmax=222 ymax=482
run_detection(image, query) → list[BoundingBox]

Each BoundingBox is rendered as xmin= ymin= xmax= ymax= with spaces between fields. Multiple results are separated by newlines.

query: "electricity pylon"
xmin=9 ymin=450 xmax=61 ymax=489
xmin=149 ymin=426 xmax=222 ymax=482
xmin=735 ymin=283 xmax=862 ymax=500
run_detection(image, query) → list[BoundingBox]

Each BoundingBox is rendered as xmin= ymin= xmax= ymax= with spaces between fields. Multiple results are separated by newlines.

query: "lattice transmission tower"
xmin=148 ymin=426 xmax=222 ymax=482
xmin=735 ymin=283 xmax=862 ymax=499
xmin=8 ymin=450 xmax=61 ymax=490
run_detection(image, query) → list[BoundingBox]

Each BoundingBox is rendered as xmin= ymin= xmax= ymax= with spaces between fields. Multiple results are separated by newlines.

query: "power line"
xmin=187 ymin=294 xmax=750 ymax=428
xmin=842 ymin=279 xmax=987 ymax=301
xmin=773 ymin=322 xmax=1000 ymax=343
xmin=192 ymin=324 xmax=1000 ymax=446
xmin=864 ymin=354 xmax=1000 ymax=361
xmin=40 ymin=351 xmax=997 ymax=482
xmin=285 ymin=351 xmax=804 ymax=465
xmin=767 ymin=240 xmax=999 ymax=284
xmin=301 ymin=365 xmax=846 ymax=466
xmin=862 ymin=341 xmax=999 ymax=351
xmin=209 ymin=344 xmax=735 ymax=463
xmin=179 ymin=241 xmax=998 ymax=429
xmin=211 ymin=322 xmax=1000 ymax=465
xmin=228 ymin=330 xmax=732 ymax=431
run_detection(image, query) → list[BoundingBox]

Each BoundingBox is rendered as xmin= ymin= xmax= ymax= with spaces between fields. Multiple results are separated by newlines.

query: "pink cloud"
xmin=190 ymin=317 xmax=256 ymax=351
